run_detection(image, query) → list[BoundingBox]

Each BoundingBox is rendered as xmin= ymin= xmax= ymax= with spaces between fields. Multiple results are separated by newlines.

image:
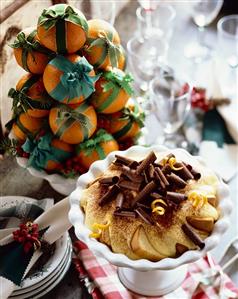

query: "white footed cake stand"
xmin=69 ymin=145 xmax=232 ymax=296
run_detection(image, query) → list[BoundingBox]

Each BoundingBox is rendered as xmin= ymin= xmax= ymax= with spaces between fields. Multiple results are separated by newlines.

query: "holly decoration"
xmin=59 ymin=156 xmax=86 ymax=178
xmin=13 ymin=222 xmax=41 ymax=253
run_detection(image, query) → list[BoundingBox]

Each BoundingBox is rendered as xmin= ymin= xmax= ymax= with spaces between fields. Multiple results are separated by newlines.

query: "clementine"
xmin=49 ymin=102 xmax=97 ymax=144
xmin=37 ymin=4 xmax=88 ymax=54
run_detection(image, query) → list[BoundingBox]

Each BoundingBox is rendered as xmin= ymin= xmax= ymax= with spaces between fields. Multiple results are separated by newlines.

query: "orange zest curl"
xmin=188 ymin=192 xmax=208 ymax=209
xmin=151 ymin=199 xmax=167 ymax=216
xmin=89 ymin=220 xmax=110 ymax=239
xmin=168 ymin=157 xmax=183 ymax=171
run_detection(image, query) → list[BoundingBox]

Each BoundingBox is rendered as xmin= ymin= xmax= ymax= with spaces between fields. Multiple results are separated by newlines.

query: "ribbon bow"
xmin=119 ymin=102 xmax=145 ymax=128
xmin=103 ymin=69 xmax=134 ymax=96
xmin=22 ymin=132 xmax=71 ymax=171
xmin=87 ymin=30 xmax=124 ymax=68
xmin=8 ymin=87 xmax=53 ymax=114
xmin=55 ymin=103 xmax=92 ymax=140
xmin=76 ymin=129 xmax=114 ymax=159
xmin=49 ymin=56 xmax=100 ymax=102
xmin=38 ymin=4 xmax=88 ymax=32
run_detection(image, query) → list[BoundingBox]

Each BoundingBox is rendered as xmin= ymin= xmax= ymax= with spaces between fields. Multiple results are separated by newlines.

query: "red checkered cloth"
xmin=73 ymin=241 xmax=238 ymax=299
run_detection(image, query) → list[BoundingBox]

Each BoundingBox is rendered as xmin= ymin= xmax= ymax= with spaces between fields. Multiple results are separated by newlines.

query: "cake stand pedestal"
xmin=118 ymin=264 xmax=188 ymax=296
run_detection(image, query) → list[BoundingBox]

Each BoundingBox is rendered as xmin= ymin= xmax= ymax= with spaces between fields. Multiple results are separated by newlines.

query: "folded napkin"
xmin=73 ymin=241 xmax=238 ymax=299
xmin=0 ymin=197 xmax=72 ymax=299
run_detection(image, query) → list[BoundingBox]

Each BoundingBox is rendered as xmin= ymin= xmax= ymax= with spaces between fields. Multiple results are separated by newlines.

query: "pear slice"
xmin=207 ymin=195 xmax=217 ymax=207
xmin=186 ymin=216 xmax=214 ymax=233
xmin=130 ymin=225 xmax=166 ymax=261
xmin=176 ymin=243 xmax=188 ymax=256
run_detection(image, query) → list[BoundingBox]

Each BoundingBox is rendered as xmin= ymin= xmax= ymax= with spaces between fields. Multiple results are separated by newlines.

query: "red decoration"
xmin=191 ymin=87 xmax=210 ymax=112
xmin=13 ymin=222 xmax=41 ymax=253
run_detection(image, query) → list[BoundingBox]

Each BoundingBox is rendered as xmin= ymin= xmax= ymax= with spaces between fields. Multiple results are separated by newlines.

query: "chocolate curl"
xmin=173 ymin=163 xmax=194 ymax=181
xmin=99 ymin=176 xmax=119 ymax=185
xmin=154 ymin=170 xmax=166 ymax=189
xmin=167 ymin=173 xmax=187 ymax=189
xmin=151 ymin=192 xmax=163 ymax=199
xmin=118 ymin=179 xmax=141 ymax=192
xmin=135 ymin=207 xmax=154 ymax=225
xmin=181 ymin=223 xmax=205 ymax=249
xmin=185 ymin=164 xmax=201 ymax=180
xmin=161 ymin=164 xmax=172 ymax=175
xmin=129 ymin=161 xmax=140 ymax=169
xmin=166 ymin=191 xmax=187 ymax=204
xmin=136 ymin=151 xmax=157 ymax=175
xmin=114 ymin=210 xmax=136 ymax=218
xmin=131 ymin=181 xmax=157 ymax=207
xmin=136 ymin=202 xmax=151 ymax=211
xmin=190 ymin=169 xmax=201 ymax=180
xmin=148 ymin=164 xmax=155 ymax=178
xmin=115 ymin=193 xmax=124 ymax=210
xmin=121 ymin=165 xmax=143 ymax=183
xmin=144 ymin=169 xmax=151 ymax=184
xmin=99 ymin=185 xmax=121 ymax=206
xmin=155 ymin=167 xmax=169 ymax=186
xmin=114 ymin=155 xmax=135 ymax=166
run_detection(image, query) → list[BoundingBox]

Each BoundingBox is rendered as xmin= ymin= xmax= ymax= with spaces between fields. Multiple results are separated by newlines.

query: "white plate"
xmin=14 ymin=232 xmax=69 ymax=291
xmin=12 ymin=237 xmax=71 ymax=295
xmin=9 ymin=241 xmax=72 ymax=299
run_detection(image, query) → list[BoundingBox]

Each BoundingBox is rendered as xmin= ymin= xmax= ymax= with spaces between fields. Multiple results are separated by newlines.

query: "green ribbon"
xmin=38 ymin=4 xmax=88 ymax=32
xmin=56 ymin=18 xmax=66 ymax=54
xmin=55 ymin=103 xmax=92 ymax=141
xmin=8 ymin=88 xmax=53 ymax=113
xmin=49 ymin=56 xmax=100 ymax=103
xmin=22 ymin=132 xmax=71 ymax=171
xmin=10 ymin=30 xmax=53 ymax=70
xmin=96 ymin=69 xmax=134 ymax=113
xmin=112 ymin=102 xmax=145 ymax=139
xmin=86 ymin=30 xmax=123 ymax=68
xmin=76 ymin=129 xmax=114 ymax=159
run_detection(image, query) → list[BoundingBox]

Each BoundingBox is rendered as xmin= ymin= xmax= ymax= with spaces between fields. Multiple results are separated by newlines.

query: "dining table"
xmin=0 ymin=1 xmax=237 ymax=298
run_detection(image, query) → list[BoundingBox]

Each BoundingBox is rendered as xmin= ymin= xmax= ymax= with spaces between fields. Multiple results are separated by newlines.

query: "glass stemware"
xmin=216 ymin=15 xmax=238 ymax=98
xmin=136 ymin=4 xmax=176 ymax=42
xmin=127 ymin=33 xmax=168 ymax=93
xmin=184 ymin=0 xmax=224 ymax=63
xmin=149 ymin=74 xmax=192 ymax=148
xmin=217 ymin=15 xmax=238 ymax=69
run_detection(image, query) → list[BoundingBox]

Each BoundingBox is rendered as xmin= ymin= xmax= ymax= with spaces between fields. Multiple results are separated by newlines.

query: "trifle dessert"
xmin=80 ymin=150 xmax=220 ymax=261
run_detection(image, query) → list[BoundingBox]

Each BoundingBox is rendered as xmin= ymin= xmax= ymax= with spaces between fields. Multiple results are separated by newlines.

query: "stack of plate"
xmin=9 ymin=232 xmax=72 ymax=299
xmin=0 ymin=196 xmax=72 ymax=299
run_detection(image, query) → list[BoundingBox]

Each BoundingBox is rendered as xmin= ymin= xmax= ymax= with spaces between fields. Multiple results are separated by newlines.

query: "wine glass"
xmin=184 ymin=0 xmax=224 ymax=63
xmin=217 ymin=15 xmax=238 ymax=68
xmin=127 ymin=33 xmax=168 ymax=93
xmin=149 ymin=74 xmax=192 ymax=148
xmin=216 ymin=15 xmax=238 ymax=97
xmin=136 ymin=4 xmax=176 ymax=42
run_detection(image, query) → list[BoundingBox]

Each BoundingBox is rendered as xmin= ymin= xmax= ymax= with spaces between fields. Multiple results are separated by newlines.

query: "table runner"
xmin=73 ymin=240 xmax=238 ymax=299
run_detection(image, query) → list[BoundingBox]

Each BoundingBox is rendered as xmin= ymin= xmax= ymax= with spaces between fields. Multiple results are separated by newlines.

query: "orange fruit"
xmin=37 ymin=4 xmax=88 ymax=54
xmin=11 ymin=73 xmax=52 ymax=118
xmin=98 ymin=102 xmax=144 ymax=141
xmin=45 ymin=138 xmax=73 ymax=171
xmin=83 ymin=19 xmax=124 ymax=70
xmin=90 ymin=68 xmax=133 ymax=114
xmin=43 ymin=54 xmax=98 ymax=105
xmin=76 ymin=129 xmax=119 ymax=170
xmin=12 ymin=112 xmax=44 ymax=141
xmin=49 ymin=102 xmax=97 ymax=144
xmin=12 ymin=27 xmax=50 ymax=74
